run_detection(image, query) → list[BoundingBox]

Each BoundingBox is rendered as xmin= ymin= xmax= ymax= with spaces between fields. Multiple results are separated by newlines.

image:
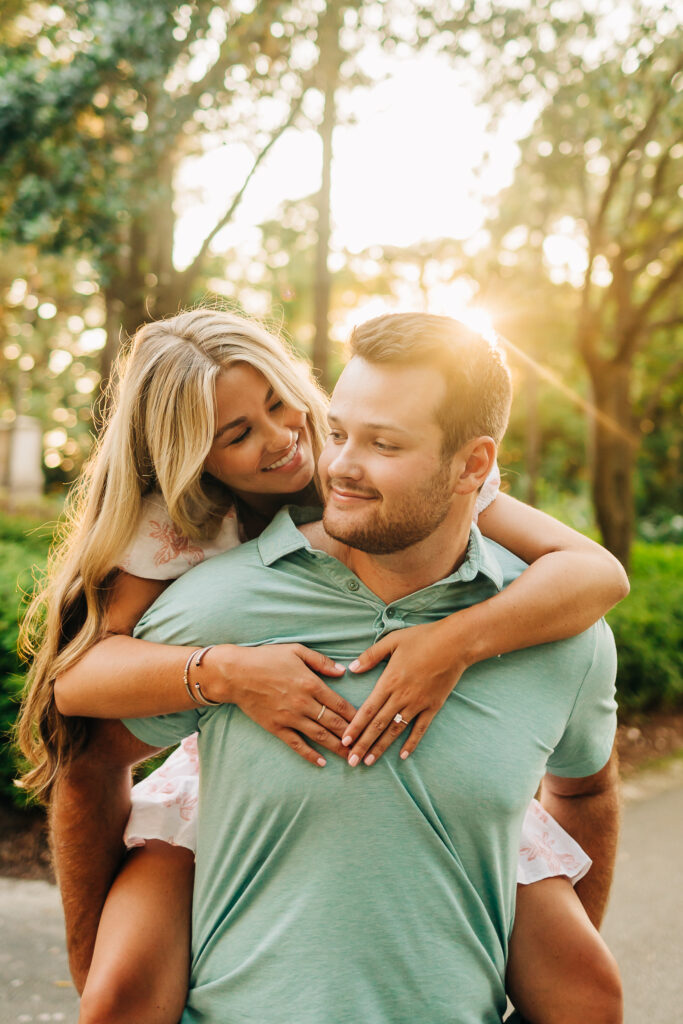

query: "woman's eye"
xmin=376 ymin=442 xmax=398 ymax=452
xmin=328 ymin=430 xmax=344 ymax=442
xmin=270 ymin=400 xmax=284 ymax=412
xmin=228 ymin=428 xmax=250 ymax=446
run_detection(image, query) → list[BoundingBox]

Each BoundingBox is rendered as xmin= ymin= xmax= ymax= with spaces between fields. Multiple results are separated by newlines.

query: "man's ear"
xmin=451 ymin=437 xmax=497 ymax=495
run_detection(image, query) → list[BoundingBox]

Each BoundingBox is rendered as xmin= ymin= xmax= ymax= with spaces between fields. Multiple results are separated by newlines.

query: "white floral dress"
xmin=121 ymin=471 xmax=591 ymax=886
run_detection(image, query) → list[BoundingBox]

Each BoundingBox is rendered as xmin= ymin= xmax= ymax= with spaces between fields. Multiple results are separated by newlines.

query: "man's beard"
xmin=322 ymin=464 xmax=453 ymax=555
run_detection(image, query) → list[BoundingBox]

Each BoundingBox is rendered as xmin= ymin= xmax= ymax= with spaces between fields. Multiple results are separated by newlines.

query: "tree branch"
xmin=647 ymin=315 xmax=683 ymax=333
xmin=589 ymin=91 xmax=665 ymax=250
xmin=176 ymin=90 xmax=306 ymax=289
xmin=641 ymin=355 xmax=683 ymax=423
xmin=620 ymin=254 xmax=683 ymax=358
xmin=627 ymin=224 xmax=683 ymax=277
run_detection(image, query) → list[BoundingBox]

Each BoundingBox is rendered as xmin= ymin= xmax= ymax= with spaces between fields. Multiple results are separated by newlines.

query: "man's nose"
xmin=328 ymin=441 xmax=362 ymax=480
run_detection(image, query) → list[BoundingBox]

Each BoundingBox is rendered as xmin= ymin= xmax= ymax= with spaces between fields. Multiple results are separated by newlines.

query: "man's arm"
xmin=539 ymin=746 xmax=620 ymax=928
xmin=50 ymin=718 xmax=160 ymax=992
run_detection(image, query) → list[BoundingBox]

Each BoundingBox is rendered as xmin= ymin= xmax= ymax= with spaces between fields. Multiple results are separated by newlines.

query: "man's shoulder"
xmin=479 ymin=536 xmax=615 ymax=672
xmin=163 ymin=535 xmax=263 ymax=591
xmin=478 ymin=535 xmax=528 ymax=589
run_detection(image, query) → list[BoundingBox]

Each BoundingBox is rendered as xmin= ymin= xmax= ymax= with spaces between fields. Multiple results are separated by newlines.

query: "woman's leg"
xmin=506 ymin=877 xmax=623 ymax=1024
xmin=78 ymin=840 xmax=194 ymax=1024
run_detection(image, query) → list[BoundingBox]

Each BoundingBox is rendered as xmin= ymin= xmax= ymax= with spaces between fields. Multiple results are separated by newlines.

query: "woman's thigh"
xmin=507 ymin=877 xmax=622 ymax=1024
xmin=79 ymin=840 xmax=195 ymax=1024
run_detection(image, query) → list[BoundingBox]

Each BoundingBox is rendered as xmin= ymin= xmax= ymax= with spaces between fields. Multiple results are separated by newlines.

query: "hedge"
xmin=1 ymin=512 xmax=681 ymax=809
xmin=606 ymin=543 xmax=683 ymax=712
xmin=0 ymin=515 xmax=53 ymax=806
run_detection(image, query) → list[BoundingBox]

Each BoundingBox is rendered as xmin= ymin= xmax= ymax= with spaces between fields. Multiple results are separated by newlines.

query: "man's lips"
xmin=328 ymin=486 xmax=378 ymax=502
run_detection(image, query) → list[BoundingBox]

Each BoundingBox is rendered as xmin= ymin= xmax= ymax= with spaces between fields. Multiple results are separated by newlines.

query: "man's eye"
xmin=328 ymin=431 xmax=344 ymax=442
xmin=376 ymin=442 xmax=398 ymax=452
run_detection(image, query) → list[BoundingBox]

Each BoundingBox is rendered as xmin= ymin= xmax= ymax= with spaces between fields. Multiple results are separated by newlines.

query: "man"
xmin=60 ymin=314 xmax=620 ymax=1022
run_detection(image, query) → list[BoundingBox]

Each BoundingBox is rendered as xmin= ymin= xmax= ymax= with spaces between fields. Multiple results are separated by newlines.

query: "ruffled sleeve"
xmin=473 ymin=461 xmax=501 ymax=523
xmin=118 ymin=493 xmax=241 ymax=581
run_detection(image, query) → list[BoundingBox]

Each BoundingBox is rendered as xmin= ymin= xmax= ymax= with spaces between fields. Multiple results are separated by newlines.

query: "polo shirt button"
xmin=386 ymin=608 xmax=395 ymax=617
xmin=347 ymin=579 xmax=360 ymax=591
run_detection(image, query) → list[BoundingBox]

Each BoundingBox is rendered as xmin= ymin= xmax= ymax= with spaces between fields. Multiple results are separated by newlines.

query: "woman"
xmin=17 ymin=308 xmax=626 ymax=1023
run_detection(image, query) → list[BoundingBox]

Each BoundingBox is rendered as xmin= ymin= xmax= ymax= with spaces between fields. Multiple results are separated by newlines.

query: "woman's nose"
xmin=265 ymin=418 xmax=294 ymax=452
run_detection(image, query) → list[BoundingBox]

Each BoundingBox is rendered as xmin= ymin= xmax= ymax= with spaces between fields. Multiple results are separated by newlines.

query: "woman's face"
xmin=203 ymin=362 xmax=316 ymax=510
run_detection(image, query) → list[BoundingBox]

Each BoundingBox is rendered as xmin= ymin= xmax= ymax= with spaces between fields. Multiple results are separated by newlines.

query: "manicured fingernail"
xmin=341 ymin=735 xmax=352 ymax=747
xmin=334 ymin=663 xmax=346 ymax=672
xmin=317 ymin=757 xmax=327 ymax=767
xmin=348 ymin=754 xmax=359 ymax=767
xmin=349 ymin=660 xmax=361 ymax=672
xmin=400 ymin=750 xmax=409 ymax=760
xmin=364 ymin=754 xmax=375 ymax=766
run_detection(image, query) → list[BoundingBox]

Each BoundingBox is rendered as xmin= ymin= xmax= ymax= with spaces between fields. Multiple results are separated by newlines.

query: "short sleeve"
xmin=474 ymin=462 xmax=500 ymax=523
xmin=123 ymin=708 xmax=201 ymax=749
xmin=118 ymin=493 xmax=240 ymax=581
xmin=546 ymin=619 xmax=618 ymax=778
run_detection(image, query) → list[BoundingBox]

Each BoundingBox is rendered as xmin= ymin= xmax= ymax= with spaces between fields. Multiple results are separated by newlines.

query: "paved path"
xmin=602 ymin=759 xmax=683 ymax=1024
xmin=0 ymin=876 xmax=78 ymax=1023
xmin=1 ymin=761 xmax=682 ymax=1024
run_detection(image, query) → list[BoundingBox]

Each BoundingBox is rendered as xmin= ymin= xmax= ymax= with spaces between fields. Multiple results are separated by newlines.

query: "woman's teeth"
xmin=264 ymin=438 xmax=298 ymax=471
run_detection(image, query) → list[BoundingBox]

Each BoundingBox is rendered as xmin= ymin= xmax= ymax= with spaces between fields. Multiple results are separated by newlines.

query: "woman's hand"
xmin=340 ymin=620 xmax=469 ymax=767
xmin=202 ymin=644 xmax=357 ymax=768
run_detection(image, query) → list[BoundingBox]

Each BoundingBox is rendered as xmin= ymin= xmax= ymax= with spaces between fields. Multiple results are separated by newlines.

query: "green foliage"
xmin=0 ymin=513 xmax=52 ymax=806
xmin=608 ymin=543 xmax=683 ymax=713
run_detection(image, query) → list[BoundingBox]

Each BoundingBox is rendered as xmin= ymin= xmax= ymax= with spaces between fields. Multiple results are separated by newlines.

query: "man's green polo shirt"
xmin=125 ymin=506 xmax=617 ymax=1024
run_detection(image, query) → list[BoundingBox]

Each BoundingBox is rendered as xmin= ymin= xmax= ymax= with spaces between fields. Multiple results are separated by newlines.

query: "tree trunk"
xmin=312 ymin=4 xmax=341 ymax=389
xmin=588 ymin=360 xmax=636 ymax=571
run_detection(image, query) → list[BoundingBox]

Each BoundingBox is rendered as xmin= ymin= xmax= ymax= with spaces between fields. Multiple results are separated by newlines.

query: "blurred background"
xmin=0 ymin=0 xmax=681 ymax=850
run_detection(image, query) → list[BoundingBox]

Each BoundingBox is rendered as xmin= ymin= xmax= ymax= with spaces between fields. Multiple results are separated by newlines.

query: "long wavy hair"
xmin=16 ymin=308 xmax=329 ymax=802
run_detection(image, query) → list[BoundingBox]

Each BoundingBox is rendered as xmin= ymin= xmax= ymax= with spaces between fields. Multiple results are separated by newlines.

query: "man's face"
xmin=319 ymin=357 xmax=456 ymax=554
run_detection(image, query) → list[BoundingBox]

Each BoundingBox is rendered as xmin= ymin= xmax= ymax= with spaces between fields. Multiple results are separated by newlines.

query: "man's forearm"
xmin=49 ymin=719 xmax=156 ymax=992
xmin=539 ymin=749 xmax=620 ymax=928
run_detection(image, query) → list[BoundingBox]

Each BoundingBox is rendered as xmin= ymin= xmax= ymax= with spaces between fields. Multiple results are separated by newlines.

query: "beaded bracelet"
xmin=183 ymin=645 xmax=220 ymax=706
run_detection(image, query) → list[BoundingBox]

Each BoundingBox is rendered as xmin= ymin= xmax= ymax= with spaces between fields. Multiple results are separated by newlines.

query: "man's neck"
xmin=303 ymin=498 xmax=475 ymax=604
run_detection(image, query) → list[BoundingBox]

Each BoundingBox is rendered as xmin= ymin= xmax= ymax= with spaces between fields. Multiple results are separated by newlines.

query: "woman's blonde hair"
xmin=16 ymin=308 xmax=329 ymax=802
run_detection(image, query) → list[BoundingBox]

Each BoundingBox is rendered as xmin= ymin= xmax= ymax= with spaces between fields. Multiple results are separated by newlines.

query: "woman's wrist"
xmin=432 ymin=607 xmax=489 ymax=670
xmin=191 ymin=644 xmax=244 ymax=704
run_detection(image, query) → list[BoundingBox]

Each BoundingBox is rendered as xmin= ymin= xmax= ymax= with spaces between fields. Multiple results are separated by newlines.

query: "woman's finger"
xmin=348 ymin=635 xmax=397 ymax=675
xmin=311 ymin=680 xmax=357 ymax=725
xmin=305 ymin=701 xmax=350 ymax=739
xmin=341 ymin=684 xmax=393 ymax=749
xmin=296 ymin=645 xmax=346 ymax=677
xmin=277 ymin=728 xmax=328 ymax=768
xmin=297 ymin=719 xmax=348 ymax=758
xmin=398 ymin=709 xmax=436 ymax=760
xmin=345 ymin=701 xmax=403 ymax=766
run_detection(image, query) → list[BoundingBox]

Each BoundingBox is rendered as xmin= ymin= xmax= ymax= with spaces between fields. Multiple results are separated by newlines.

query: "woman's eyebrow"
xmin=214 ymin=416 xmax=247 ymax=441
xmin=213 ymin=387 xmax=275 ymax=440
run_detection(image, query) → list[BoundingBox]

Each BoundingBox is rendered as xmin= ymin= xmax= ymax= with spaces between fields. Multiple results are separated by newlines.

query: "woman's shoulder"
xmin=118 ymin=492 xmax=241 ymax=581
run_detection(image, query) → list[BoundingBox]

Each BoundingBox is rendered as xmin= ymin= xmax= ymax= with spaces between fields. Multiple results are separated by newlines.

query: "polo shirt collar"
xmin=258 ymin=505 xmax=504 ymax=592
xmin=257 ymin=505 xmax=320 ymax=566
xmin=448 ymin=525 xmax=504 ymax=591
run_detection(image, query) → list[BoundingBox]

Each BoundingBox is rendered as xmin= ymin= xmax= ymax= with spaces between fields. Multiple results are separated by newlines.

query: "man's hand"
xmin=50 ymin=719 xmax=159 ymax=992
xmin=539 ymin=746 xmax=620 ymax=928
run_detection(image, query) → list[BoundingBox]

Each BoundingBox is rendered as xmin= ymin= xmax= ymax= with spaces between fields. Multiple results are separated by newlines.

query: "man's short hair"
xmin=349 ymin=313 xmax=512 ymax=457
